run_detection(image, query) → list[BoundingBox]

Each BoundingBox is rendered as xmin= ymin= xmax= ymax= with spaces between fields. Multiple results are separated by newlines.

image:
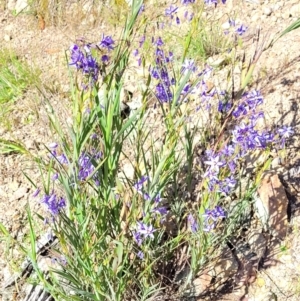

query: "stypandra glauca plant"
xmin=0 ymin=1 xmax=297 ymax=300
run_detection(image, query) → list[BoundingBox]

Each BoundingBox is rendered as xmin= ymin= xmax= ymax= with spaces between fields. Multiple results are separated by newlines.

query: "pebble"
xmin=15 ymin=0 xmax=28 ymax=14
xmin=290 ymin=4 xmax=300 ymax=17
xmin=3 ymin=34 xmax=11 ymax=41
xmin=6 ymin=0 xmax=16 ymax=10
xmin=11 ymin=186 xmax=28 ymax=201
xmin=263 ymin=7 xmax=273 ymax=16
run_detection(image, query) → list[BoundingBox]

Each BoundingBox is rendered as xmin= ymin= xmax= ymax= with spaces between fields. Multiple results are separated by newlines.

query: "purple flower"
xmin=218 ymin=100 xmax=232 ymax=113
xmin=235 ymin=24 xmax=247 ymax=36
xmin=203 ymin=168 xmax=219 ymax=182
xmin=182 ymin=0 xmax=195 ymax=4
xmin=77 ymin=151 xmax=102 ymax=184
xmin=165 ymin=5 xmax=178 ymax=18
xmin=156 ymin=83 xmax=173 ymax=102
xmin=250 ymin=111 xmax=264 ymax=125
xmin=150 ymin=67 xmax=160 ymax=79
xmin=99 ymin=35 xmax=115 ymax=51
xmin=41 ymin=193 xmax=66 ymax=215
xmin=69 ymin=44 xmax=99 ymax=84
xmin=182 ymin=84 xmax=191 ymax=94
xmin=57 ymin=153 xmax=68 ymax=165
xmin=137 ymin=251 xmax=144 ymax=259
xmin=228 ymin=160 xmax=236 ymax=173
xmin=133 ymin=231 xmax=143 ymax=246
xmin=101 ymin=55 xmax=109 ymax=62
xmin=203 ymin=222 xmax=215 ymax=232
xmin=154 ymin=193 xmax=162 ymax=203
xmin=188 ymin=214 xmax=198 ymax=233
xmin=182 ymin=59 xmax=197 ymax=73
xmin=49 ymin=142 xmax=58 ymax=149
xmin=233 ymin=104 xmax=248 ymax=118
xmin=188 ymin=12 xmax=194 ymax=21
xmin=139 ymin=35 xmax=146 ymax=48
xmin=52 ymin=173 xmax=59 ymax=181
xmin=204 ymin=154 xmax=225 ymax=172
xmin=136 ymin=222 xmax=156 ymax=240
xmin=203 ymin=206 xmax=226 ymax=232
xmin=152 ymin=206 xmax=168 ymax=216
xmin=204 ymin=0 xmax=218 ymax=5
xmin=155 ymin=37 xmax=164 ymax=46
xmin=198 ymin=65 xmax=213 ymax=80
xmin=219 ymin=177 xmax=236 ymax=195
xmin=245 ymin=90 xmax=263 ymax=109
xmin=134 ymin=176 xmax=149 ymax=191
xmin=78 ymin=154 xmax=95 ymax=181
xmin=138 ymin=4 xmax=145 ymax=14
xmin=69 ymin=45 xmax=84 ymax=67
xmin=203 ymin=209 xmax=217 ymax=221
xmin=278 ymin=126 xmax=294 ymax=139
xmin=176 ymin=16 xmax=180 ymax=25
xmin=137 ymin=57 xmax=142 ymax=67
xmin=133 ymin=49 xmax=139 ymax=56
xmin=222 ymin=144 xmax=235 ymax=157
xmin=165 ymin=51 xmax=174 ymax=63
xmin=142 ymin=193 xmax=151 ymax=201
xmin=214 ymin=206 xmax=226 ymax=218
xmin=32 ymin=188 xmax=40 ymax=197
xmin=228 ymin=19 xmax=235 ymax=27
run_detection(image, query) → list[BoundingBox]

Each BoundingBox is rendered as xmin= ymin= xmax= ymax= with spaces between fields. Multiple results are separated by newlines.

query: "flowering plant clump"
xmin=3 ymin=1 xmax=296 ymax=300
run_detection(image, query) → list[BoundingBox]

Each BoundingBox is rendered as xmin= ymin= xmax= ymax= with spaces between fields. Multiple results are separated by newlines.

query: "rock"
xmin=248 ymin=231 xmax=267 ymax=259
xmin=2 ymin=266 xmax=12 ymax=283
xmin=272 ymin=3 xmax=282 ymax=11
xmin=24 ymin=139 xmax=35 ymax=150
xmin=4 ymin=24 xmax=14 ymax=32
xmin=221 ymin=21 xmax=231 ymax=30
xmin=4 ymin=34 xmax=11 ymax=41
xmin=0 ymin=185 xmax=7 ymax=198
xmin=11 ymin=186 xmax=28 ymax=201
xmin=82 ymin=0 xmax=93 ymax=13
xmin=183 ymin=269 xmax=213 ymax=297
xmin=282 ymin=11 xmax=292 ymax=19
xmin=208 ymin=246 xmax=239 ymax=281
xmin=255 ymin=172 xmax=288 ymax=239
xmin=290 ymin=4 xmax=300 ymax=17
xmin=262 ymin=7 xmax=272 ymax=16
xmin=127 ymin=96 xmax=142 ymax=111
xmin=251 ymin=14 xmax=260 ymax=23
xmin=270 ymin=16 xmax=277 ymax=23
xmin=6 ymin=0 xmax=16 ymax=11
xmin=15 ymin=0 xmax=28 ymax=14
xmin=191 ymin=272 xmax=213 ymax=296
xmin=120 ymin=163 xmax=134 ymax=180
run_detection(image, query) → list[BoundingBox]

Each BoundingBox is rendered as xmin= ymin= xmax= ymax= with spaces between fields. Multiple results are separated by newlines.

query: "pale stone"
xmin=4 ymin=34 xmax=11 ymax=42
xmin=11 ymin=186 xmax=28 ymax=201
xmin=263 ymin=7 xmax=272 ymax=16
xmin=248 ymin=231 xmax=267 ymax=259
xmin=256 ymin=172 xmax=288 ymax=239
xmin=7 ymin=0 xmax=16 ymax=11
xmin=15 ymin=0 xmax=28 ymax=14
xmin=290 ymin=4 xmax=300 ymax=17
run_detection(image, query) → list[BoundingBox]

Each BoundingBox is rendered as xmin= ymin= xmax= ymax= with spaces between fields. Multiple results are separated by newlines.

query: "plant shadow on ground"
xmin=253 ymin=53 xmax=300 ymax=130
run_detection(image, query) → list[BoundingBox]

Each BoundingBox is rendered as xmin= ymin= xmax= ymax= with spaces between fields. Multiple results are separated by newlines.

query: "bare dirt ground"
xmin=0 ymin=0 xmax=300 ymax=300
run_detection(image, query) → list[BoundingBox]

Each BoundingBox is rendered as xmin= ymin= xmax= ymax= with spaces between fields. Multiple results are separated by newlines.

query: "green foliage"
xmin=0 ymin=49 xmax=40 ymax=104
